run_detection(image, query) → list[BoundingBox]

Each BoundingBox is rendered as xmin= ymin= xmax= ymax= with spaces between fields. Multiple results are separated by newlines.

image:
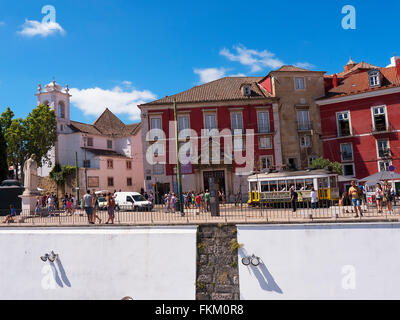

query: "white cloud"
xmin=194 ymin=67 xmax=227 ymax=84
xmin=0 ymin=22 xmax=5 ymax=26
xmin=18 ymin=19 xmax=65 ymax=37
xmin=220 ymin=45 xmax=284 ymax=73
xmin=69 ymin=86 xmax=157 ymax=121
xmin=294 ymin=62 xmax=315 ymax=70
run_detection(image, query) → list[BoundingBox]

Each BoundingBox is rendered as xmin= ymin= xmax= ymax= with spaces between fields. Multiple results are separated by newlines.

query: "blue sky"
xmin=0 ymin=0 xmax=399 ymax=124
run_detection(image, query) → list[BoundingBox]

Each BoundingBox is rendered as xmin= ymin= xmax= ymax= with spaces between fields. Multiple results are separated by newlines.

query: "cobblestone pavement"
xmin=1 ymin=203 xmax=399 ymax=226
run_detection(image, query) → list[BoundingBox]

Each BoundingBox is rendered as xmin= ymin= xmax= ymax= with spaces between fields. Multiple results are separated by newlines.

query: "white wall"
xmin=237 ymin=223 xmax=400 ymax=300
xmin=0 ymin=226 xmax=197 ymax=300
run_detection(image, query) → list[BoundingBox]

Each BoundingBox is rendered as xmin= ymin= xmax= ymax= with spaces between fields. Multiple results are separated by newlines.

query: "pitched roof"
xmin=275 ymin=65 xmax=312 ymax=72
xmin=337 ymin=61 xmax=380 ymax=77
xmin=69 ymin=108 xmax=141 ymax=137
xmin=84 ymin=148 xmax=130 ymax=158
xmin=322 ymin=66 xmax=400 ymax=100
xmin=140 ymin=77 xmax=271 ymax=106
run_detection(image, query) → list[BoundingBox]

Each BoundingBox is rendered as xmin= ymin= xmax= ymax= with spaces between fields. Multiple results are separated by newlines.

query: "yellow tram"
xmin=248 ymin=169 xmax=340 ymax=206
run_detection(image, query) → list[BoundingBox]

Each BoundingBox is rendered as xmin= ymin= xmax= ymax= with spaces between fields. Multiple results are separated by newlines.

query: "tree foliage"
xmin=310 ymin=157 xmax=343 ymax=175
xmin=0 ymin=107 xmax=14 ymax=136
xmin=50 ymin=164 xmax=76 ymax=186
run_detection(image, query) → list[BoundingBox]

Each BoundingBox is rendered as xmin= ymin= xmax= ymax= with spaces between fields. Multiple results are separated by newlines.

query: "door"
xmin=203 ymin=171 xmax=226 ymax=194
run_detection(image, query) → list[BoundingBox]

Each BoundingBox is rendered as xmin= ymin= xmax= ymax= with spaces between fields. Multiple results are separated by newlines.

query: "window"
xmin=58 ymin=102 xmax=65 ymax=118
xmin=87 ymin=137 xmax=93 ymax=147
xmin=342 ymin=164 xmax=355 ymax=177
xmin=295 ymin=77 xmax=305 ymax=90
xmin=107 ymin=140 xmax=113 ymax=149
xmin=107 ymin=159 xmax=113 ymax=169
xmin=377 ymin=140 xmax=390 ymax=158
xmin=127 ymin=178 xmax=132 ymax=186
xmin=83 ymin=160 xmax=91 ymax=168
xmin=257 ymin=111 xmax=270 ymax=133
xmin=259 ymin=136 xmax=272 ymax=149
xmin=233 ymin=136 xmax=245 ymax=151
xmin=340 ymin=143 xmax=353 ymax=161
xmin=308 ymin=156 xmax=317 ymax=166
xmin=126 ymin=161 xmax=132 ymax=170
xmin=337 ymin=111 xmax=351 ymax=137
xmin=88 ymin=176 xmax=99 ymax=188
xmin=379 ymin=161 xmax=391 ymax=172
xmin=368 ymin=70 xmax=381 ymax=87
xmin=300 ymin=135 xmax=311 ymax=148
xmin=297 ymin=110 xmax=311 ymax=130
xmin=204 ymin=114 xmax=217 ymax=130
xmin=150 ymin=117 xmax=162 ymax=140
xmin=231 ymin=112 xmax=243 ymax=133
xmin=178 ymin=115 xmax=190 ymax=132
xmin=153 ymin=164 xmax=164 ymax=175
xmin=260 ymin=156 xmax=273 ymax=171
xmin=107 ymin=177 xmax=114 ymax=187
xmin=372 ymin=106 xmax=387 ymax=132
xmin=60 ymin=124 xmax=64 ymax=132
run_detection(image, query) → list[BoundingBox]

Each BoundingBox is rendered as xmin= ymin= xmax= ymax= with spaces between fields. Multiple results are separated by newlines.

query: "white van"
xmin=114 ymin=192 xmax=153 ymax=211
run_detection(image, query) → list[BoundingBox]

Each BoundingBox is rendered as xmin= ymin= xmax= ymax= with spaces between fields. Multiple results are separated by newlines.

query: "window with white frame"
xmin=337 ymin=111 xmax=351 ymax=137
xmin=231 ymin=112 xmax=243 ymax=133
xmin=178 ymin=115 xmax=190 ymax=132
xmin=260 ymin=156 xmax=273 ymax=171
xmin=342 ymin=163 xmax=355 ymax=177
xmin=377 ymin=140 xmax=390 ymax=158
xmin=368 ymin=70 xmax=381 ymax=87
xmin=295 ymin=77 xmax=305 ymax=90
xmin=150 ymin=117 xmax=162 ymax=140
xmin=308 ymin=156 xmax=317 ymax=166
xmin=87 ymin=137 xmax=94 ymax=147
xmin=257 ymin=111 xmax=270 ymax=133
xmin=107 ymin=140 xmax=113 ymax=149
xmin=340 ymin=143 xmax=353 ymax=161
xmin=259 ymin=136 xmax=272 ymax=149
xmin=300 ymin=135 xmax=311 ymax=148
xmin=297 ymin=110 xmax=310 ymax=130
xmin=372 ymin=106 xmax=387 ymax=132
xmin=379 ymin=160 xmax=391 ymax=172
xmin=204 ymin=113 xmax=217 ymax=130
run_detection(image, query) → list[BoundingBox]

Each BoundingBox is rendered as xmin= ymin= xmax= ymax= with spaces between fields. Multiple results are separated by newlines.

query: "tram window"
xmin=250 ymin=182 xmax=257 ymax=191
xmin=305 ymin=179 xmax=313 ymax=190
xmin=330 ymin=176 xmax=337 ymax=188
xmin=269 ymin=181 xmax=277 ymax=192
xmin=261 ymin=182 xmax=268 ymax=192
xmin=296 ymin=179 xmax=305 ymax=190
xmin=278 ymin=181 xmax=287 ymax=191
xmin=286 ymin=180 xmax=295 ymax=190
xmin=320 ymin=178 xmax=328 ymax=188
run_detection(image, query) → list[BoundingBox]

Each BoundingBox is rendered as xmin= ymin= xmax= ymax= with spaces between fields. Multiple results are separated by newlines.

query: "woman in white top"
xmin=375 ymin=183 xmax=383 ymax=213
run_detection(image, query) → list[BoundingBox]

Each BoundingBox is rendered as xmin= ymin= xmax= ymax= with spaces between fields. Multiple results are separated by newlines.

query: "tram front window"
xmin=250 ymin=182 xmax=257 ymax=191
xmin=318 ymin=178 xmax=329 ymax=189
xmin=305 ymin=179 xmax=313 ymax=190
xmin=330 ymin=176 xmax=337 ymax=188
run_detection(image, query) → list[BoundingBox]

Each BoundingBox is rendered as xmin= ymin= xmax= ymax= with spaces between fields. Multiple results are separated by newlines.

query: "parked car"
xmin=98 ymin=196 xmax=107 ymax=210
xmin=0 ymin=179 xmax=23 ymax=187
xmin=114 ymin=192 xmax=153 ymax=211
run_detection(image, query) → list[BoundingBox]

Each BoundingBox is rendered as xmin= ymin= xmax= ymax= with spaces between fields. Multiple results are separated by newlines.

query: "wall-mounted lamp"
xmin=40 ymin=251 xmax=59 ymax=262
xmin=241 ymin=254 xmax=261 ymax=267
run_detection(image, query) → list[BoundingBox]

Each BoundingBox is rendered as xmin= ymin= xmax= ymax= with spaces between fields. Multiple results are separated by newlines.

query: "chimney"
xmin=333 ymin=74 xmax=338 ymax=88
xmin=344 ymin=57 xmax=356 ymax=72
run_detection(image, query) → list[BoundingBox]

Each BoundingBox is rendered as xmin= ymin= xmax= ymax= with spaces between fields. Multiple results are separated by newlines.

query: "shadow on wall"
xmin=50 ymin=258 xmax=71 ymax=288
xmin=239 ymin=248 xmax=283 ymax=294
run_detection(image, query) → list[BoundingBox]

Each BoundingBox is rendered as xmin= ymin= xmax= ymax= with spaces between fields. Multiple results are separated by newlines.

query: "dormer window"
xmin=241 ymin=84 xmax=251 ymax=96
xmin=368 ymin=70 xmax=381 ymax=87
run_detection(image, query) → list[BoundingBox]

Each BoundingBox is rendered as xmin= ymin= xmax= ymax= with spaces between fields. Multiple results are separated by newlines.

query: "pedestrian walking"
xmin=106 ymin=192 xmax=115 ymax=224
xmin=375 ymin=183 xmax=383 ymax=213
xmin=384 ymin=182 xmax=393 ymax=214
xmin=205 ymin=190 xmax=210 ymax=212
xmin=83 ymin=190 xmax=94 ymax=224
xmin=290 ymin=186 xmax=297 ymax=212
xmin=91 ymin=191 xmax=102 ymax=223
xmin=349 ymin=180 xmax=363 ymax=217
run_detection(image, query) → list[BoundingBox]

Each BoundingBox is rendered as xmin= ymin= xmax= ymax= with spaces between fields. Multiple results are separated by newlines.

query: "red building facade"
xmin=317 ymin=57 xmax=400 ymax=188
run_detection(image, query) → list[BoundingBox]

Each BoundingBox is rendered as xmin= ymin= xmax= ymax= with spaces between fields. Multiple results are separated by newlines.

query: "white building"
xmin=36 ymin=81 xmax=144 ymax=193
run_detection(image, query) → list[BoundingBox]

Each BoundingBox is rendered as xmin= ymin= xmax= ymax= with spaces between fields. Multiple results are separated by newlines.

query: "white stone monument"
xmin=19 ymin=154 xmax=40 ymax=214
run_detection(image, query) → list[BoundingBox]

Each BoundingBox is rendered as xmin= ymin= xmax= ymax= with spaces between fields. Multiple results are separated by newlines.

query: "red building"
xmin=317 ymin=56 xmax=400 ymax=189
xmin=139 ymin=77 xmax=280 ymax=202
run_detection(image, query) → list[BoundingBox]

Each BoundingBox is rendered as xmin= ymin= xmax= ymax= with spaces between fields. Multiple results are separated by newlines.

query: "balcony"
xmin=371 ymin=122 xmax=394 ymax=135
xmin=296 ymin=121 xmax=313 ymax=131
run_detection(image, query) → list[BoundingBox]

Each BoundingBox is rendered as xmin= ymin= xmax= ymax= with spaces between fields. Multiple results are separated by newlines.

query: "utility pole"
xmin=173 ymin=99 xmax=184 ymax=216
xmin=75 ymin=152 xmax=80 ymax=202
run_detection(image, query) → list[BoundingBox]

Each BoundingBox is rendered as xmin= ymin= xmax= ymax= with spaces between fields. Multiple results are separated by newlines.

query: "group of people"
xmin=82 ymin=190 xmax=116 ymax=225
xmin=342 ymin=180 xmax=396 ymax=217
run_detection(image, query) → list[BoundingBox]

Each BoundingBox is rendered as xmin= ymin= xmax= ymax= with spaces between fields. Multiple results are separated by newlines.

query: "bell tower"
xmin=35 ymin=80 xmax=71 ymax=133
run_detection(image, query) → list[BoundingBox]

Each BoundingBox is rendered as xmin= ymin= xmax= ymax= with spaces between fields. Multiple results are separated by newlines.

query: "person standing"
xmin=375 ymin=183 xmax=383 ymax=214
xmin=83 ymin=190 xmax=94 ymax=224
xmin=171 ymin=193 xmax=176 ymax=213
xmin=348 ymin=181 xmax=363 ymax=217
xmin=205 ymin=190 xmax=210 ymax=212
xmin=290 ymin=186 xmax=297 ymax=212
xmin=384 ymin=182 xmax=393 ymax=214
xmin=106 ymin=192 xmax=115 ymax=224
xmin=91 ymin=191 xmax=102 ymax=223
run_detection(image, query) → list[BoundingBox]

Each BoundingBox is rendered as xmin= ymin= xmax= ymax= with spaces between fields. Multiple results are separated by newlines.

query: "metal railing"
xmin=1 ymin=198 xmax=399 ymax=226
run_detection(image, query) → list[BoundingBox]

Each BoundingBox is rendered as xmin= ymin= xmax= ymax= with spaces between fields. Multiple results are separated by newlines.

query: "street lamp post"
xmin=173 ymin=100 xmax=184 ymax=216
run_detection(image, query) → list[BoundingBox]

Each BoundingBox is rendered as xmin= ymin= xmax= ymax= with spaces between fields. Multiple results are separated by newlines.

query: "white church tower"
xmin=35 ymin=80 xmax=72 ymax=176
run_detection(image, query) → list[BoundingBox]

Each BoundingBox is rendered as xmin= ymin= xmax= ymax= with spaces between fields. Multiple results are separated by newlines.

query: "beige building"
xmin=259 ymin=66 xmax=326 ymax=169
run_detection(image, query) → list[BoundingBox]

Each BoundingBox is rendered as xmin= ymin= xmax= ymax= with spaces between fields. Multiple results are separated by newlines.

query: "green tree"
xmin=0 ymin=107 xmax=14 ymax=136
xmin=310 ymin=157 xmax=343 ymax=175
xmin=24 ymin=104 xmax=57 ymax=167
xmin=0 ymin=128 xmax=8 ymax=181
xmin=5 ymin=118 xmax=27 ymax=180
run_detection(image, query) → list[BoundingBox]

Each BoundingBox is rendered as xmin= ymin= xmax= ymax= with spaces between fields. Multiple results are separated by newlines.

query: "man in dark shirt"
xmin=290 ymin=186 xmax=297 ymax=212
